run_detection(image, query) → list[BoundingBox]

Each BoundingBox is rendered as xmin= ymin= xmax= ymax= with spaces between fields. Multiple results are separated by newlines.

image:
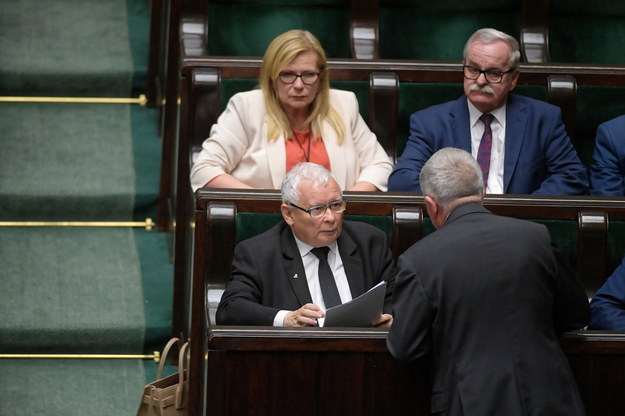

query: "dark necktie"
xmin=311 ymin=247 xmax=341 ymax=308
xmin=477 ymin=113 xmax=494 ymax=187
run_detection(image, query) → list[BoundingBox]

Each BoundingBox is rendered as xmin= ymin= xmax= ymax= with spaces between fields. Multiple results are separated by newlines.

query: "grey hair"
xmin=419 ymin=148 xmax=484 ymax=209
xmin=281 ymin=162 xmax=341 ymax=204
xmin=463 ymin=28 xmax=521 ymax=69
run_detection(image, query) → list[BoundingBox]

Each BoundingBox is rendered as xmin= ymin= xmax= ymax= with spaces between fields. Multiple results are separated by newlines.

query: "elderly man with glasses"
xmin=216 ymin=162 xmax=394 ymax=327
xmin=388 ymin=28 xmax=588 ymax=196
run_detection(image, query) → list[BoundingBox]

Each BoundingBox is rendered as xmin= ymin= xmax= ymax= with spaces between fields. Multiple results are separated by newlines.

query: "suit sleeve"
xmin=190 ymin=92 xmax=255 ymax=191
xmin=386 ymin=254 xmax=435 ymax=364
xmin=530 ymin=106 xmax=589 ymax=196
xmin=551 ymin=245 xmax=591 ymax=334
xmin=388 ymin=111 xmax=436 ymax=192
xmin=589 ymin=121 xmax=625 ymax=196
xmin=377 ymin=233 xmax=395 ymax=314
xmin=215 ymin=239 xmax=281 ymax=326
xmin=343 ymin=92 xmax=394 ymax=191
xmin=589 ymin=257 xmax=625 ymax=330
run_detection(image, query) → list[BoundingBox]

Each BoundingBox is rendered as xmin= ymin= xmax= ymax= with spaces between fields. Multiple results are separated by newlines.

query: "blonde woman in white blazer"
xmin=190 ymin=30 xmax=393 ymax=192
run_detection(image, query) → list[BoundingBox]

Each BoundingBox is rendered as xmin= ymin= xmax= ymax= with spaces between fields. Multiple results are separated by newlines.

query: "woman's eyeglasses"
xmin=279 ymin=71 xmax=320 ymax=85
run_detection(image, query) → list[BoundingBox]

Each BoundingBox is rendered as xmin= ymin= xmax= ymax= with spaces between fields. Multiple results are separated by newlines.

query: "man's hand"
xmin=283 ymin=303 xmax=325 ymax=327
xmin=371 ymin=313 xmax=393 ymax=328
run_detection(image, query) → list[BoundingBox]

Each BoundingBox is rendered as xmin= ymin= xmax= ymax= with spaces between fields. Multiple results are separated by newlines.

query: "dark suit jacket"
xmin=387 ymin=202 xmax=590 ymax=416
xmin=388 ymin=94 xmax=589 ymax=195
xmin=589 ymin=114 xmax=625 ymax=196
xmin=216 ymin=220 xmax=394 ymax=326
xmin=589 ymin=254 xmax=625 ymax=330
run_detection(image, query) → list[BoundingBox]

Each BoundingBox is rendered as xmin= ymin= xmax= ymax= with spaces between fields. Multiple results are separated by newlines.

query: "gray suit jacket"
xmin=216 ymin=220 xmax=394 ymax=326
xmin=387 ymin=202 xmax=589 ymax=415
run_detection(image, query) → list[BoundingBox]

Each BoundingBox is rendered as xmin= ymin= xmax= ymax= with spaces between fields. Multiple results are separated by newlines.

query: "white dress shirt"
xmin=273 ymin=236 xmax=352 ymax=326
xmin=468 ymin=101 xmax=507 ymax=194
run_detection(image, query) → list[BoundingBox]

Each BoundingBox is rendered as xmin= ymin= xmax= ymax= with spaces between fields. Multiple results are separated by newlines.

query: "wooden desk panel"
xmin=206 ymin=328 xmax=429 ymax=416
xmin=203 ymin=328 xmax=625 ymax=416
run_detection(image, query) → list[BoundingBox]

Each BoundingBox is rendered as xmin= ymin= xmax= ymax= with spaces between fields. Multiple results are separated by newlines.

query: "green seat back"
xmin=379 ymin=0 xmax=520 ymax=60
xmin=207 ymin=0 xmax=352 ymax=58
xmin=549 ymin=0 xmax=625 ymax=64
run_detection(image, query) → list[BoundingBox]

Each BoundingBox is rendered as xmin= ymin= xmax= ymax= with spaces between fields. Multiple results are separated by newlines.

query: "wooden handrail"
xmin=195 ymin=189 xmax=625 ymax=221
xmin=181 ymin=56 xmax=625 ymax=86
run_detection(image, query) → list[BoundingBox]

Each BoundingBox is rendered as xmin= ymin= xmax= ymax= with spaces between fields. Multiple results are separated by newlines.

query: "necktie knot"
xmin=480 ymin=113 xmax=494 ymax=128
xmin=311 ymin=246 xmax=330 ymax=261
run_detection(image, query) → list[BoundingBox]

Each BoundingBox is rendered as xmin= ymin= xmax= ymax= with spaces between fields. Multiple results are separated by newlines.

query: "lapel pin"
xmin=293 ymin=273 xmax=299 ymax=279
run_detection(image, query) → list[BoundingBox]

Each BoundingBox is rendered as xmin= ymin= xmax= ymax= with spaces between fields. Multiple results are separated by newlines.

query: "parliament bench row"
xmin=164 ymin=57 xmax=625 ymax=339
xmin=159 ymin=56 xmax=625 ymax=261
xmin=147 ymin=0 xmax=625 ymax=106
xmin=154 ymin=0 xmax=625 ymax=231
xmin=184 ymin=189 xmax=625 ymax=416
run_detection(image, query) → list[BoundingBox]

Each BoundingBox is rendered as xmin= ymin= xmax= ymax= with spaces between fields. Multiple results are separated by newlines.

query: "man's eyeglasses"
xmin=279 ymin=71 xmax=320 ymax=85
xmin=462 ymin=65 xmax=516 ymax=84
xmin=288 ymin=199 xmax=347 ymax=218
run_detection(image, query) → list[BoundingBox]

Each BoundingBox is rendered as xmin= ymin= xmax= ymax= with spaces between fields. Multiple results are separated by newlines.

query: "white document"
xmin=320 ymin=281 xmax=387 ymax=327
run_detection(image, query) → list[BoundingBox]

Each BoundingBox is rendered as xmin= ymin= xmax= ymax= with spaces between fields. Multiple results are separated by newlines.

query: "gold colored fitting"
xmin=0 ymin=218 xmax=155 ymax=231
xmin=0 ymin=94 xmax=147 ymax=106
xmin=0 ymin=351 xmax=160 ymax=362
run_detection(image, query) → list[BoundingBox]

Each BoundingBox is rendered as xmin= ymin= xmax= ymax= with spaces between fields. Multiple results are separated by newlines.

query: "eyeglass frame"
xmin=278 ymin=71 xmax=321 ymax=85
xmin=462 ymin=65 xmax=517 ymax=84
xmin=288 ymin=198 xmax=347 ymax=218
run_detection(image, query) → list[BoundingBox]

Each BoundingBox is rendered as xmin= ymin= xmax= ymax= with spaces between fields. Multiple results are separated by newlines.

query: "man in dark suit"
xmin=388 ymin=27 xmax=588 ymax=196
xmin=216 ymin=162 xmax=394 ymax=327
xmin=589 ymin=114 xmax=625 ymax=196
xmin=387 ymin=147 xmax=590 ymax=415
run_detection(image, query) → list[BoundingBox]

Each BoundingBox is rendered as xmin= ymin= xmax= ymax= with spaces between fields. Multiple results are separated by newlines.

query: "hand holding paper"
xmin=320 ymin=281 xmax=387 ymax=327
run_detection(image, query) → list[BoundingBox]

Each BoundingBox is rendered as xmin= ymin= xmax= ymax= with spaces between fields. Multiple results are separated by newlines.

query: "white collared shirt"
xmin=273 ymin=236 xmax=352 ymax=326
xmin=468 ymin=101 xmax=507 ymax=194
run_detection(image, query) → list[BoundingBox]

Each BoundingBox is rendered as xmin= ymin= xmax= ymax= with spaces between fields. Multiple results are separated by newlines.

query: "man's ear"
xmin=424 ymin=195 xmax=443 ymax=229
xmin=424 ymin=196 xmax=438 ymax=218
xmin=281 ymin=203 xmax=294 ymax=226
xmin=508 ymin=68 xmax=520 ymax=91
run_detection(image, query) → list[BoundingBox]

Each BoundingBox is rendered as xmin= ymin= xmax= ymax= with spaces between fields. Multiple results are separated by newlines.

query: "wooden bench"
xmin=155 ymin=0 xmax=625 ymax=231
xmin=184 ymin=189 xmax=625 ymax=415
xmin=165 ymin=57 xmax=625 ymax=326
xmin=198 ymin=327 xmax=625 ymax=416
xmin=155 ymin=0 xmax=388 ymax=230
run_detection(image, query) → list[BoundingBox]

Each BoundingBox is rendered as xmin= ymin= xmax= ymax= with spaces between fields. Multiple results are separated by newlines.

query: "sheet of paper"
xmin=320 ymin=281 xmax=386 ymax=327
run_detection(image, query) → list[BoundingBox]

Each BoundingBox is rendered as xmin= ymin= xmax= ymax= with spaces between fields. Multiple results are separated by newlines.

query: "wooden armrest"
xmin=576 ymin=210 xmax=608 ymax=296
xmin=521 ymin=0 xmax=551 ymax=63
xmin=369 ymin=72 xmax=399 ymax=160
xmin=350 ymin=0 xmax=380 ymax=59
xmin=547 ymin=74 xmax=577 ymax=141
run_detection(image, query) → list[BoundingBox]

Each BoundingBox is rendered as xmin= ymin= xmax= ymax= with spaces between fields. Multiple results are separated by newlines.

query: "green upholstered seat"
xmin=206 ymin=0 xmax=352 ymax=58
xmin=549 ymin=0 xmax=625 ymax=64
xmin=378 ymin=0 xmax=520 ymax=60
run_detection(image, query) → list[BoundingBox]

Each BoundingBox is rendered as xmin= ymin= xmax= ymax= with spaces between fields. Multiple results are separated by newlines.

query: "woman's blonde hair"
xmin=259 ymin=30 xmax=344 ymax=143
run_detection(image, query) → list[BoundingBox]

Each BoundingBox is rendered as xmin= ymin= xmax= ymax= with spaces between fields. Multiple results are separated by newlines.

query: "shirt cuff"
xmin=273 ymin=310 xmax=289 ymax=327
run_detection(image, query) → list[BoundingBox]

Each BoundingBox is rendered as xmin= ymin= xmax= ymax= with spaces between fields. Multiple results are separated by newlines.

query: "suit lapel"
xmin=450 ymin=97 xmax=473 ymax=152
xmin=503 ymin=95 xmax=527 ymax=192
xmin=336 ymin=230 xmax=366 ymax=299
xmin=322 ymin=120 xmax=348 ymax=187
xmin=280 ymin=226 xmax=313 ymax=305
xmin=266 ymin=126 xmax=287 ymax=188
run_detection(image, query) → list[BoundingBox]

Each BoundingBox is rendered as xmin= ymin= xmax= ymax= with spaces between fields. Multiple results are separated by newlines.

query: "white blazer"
xmin=190 ymin=89 xmax=393 ymax=191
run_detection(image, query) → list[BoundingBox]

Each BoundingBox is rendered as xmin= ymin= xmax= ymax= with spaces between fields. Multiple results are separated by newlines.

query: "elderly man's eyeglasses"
xmin=462 ymin=65 xmax=516 ymax=84
xmin=279 ymin=71 xmax=320 ymax=85
xmin=289 ymin=198 xmax=347 ymax=218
